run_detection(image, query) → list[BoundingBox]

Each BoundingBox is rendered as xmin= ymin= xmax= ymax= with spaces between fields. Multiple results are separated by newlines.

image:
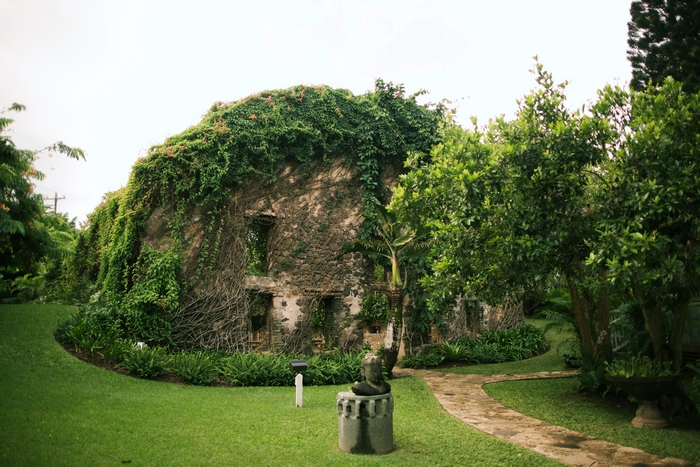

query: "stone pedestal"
xmin=632 ymin=400 xmax=669 ymax=428
xmin=336 ymin=391 xmax=394 ymax=454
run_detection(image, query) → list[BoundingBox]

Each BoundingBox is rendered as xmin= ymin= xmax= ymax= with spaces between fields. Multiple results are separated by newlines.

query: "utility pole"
xmin=44 ymin=192 xmax=66 ymax=214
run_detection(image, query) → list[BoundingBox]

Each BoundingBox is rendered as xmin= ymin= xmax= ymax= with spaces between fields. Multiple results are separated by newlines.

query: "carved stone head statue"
xmin=352 ymin=353 xmax=391 ymax=395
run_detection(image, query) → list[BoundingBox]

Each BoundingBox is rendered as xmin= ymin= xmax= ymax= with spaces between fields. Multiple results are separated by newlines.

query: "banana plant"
xmin=339 ymin=200 xmax=431 ymax=375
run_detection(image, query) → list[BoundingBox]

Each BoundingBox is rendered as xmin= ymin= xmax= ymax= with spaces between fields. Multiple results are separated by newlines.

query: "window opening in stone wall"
xmin=245 ymin=215 xmax=275 ymax=276
xmin=360 ymin=292 xmax=390 ymax=351
xmin=312 ymin=296 xmax=336 ymax=350
xmin=359 ymin=292 xmax=390 ymax=329
xmin=248 ymin=293 xmax=272 ymax=350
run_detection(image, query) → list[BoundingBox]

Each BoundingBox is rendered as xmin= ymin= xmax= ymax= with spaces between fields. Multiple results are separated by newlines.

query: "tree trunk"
xmin=670 ymin=301 xmax=688 ymax=372
xmin=382 ymin=288 xmax=403 ymax=376
xmin=597 ymin=267 xmax=611 ymax=346
xmin=565 ymin=273 xmax=598 ymax=357
xmin=633 ymin=285 xmax=666 ymax=360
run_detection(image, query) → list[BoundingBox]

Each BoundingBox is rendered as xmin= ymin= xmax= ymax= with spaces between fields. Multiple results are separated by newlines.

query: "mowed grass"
xmin=439 ymin=318 xmax=575 ymax=375
xmin=0 ymin=305 xmax=563 ymax=467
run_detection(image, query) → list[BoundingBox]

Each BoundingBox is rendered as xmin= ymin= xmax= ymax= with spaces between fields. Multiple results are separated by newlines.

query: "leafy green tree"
xmin=339 ymin=201 xmax=430 ymax=374
xmin=591 ymin=78 xmax=700 ymax=370
xmin=628 ymin=0 xmax=700 ymax=94
xmin=0 ymin=103 xmax=85 ymax=280
xmin=42 ymin=212 xmax=89 ymax=302
xmin=393 ymin=119 xmax=497 ymax=312
xmin=396 ymin=62 xmax=619 ymax=362
xmin=398 ymin=64 xmax=699 ymax=374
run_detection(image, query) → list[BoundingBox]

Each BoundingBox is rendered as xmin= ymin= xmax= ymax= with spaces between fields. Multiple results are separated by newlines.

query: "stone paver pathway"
xmin=393 ymin=368 xmax=699 ymax=467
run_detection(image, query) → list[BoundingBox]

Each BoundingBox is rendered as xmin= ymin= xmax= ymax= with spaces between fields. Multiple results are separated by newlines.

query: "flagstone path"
xmin=393 ymin=368 xmax=699 ymax=467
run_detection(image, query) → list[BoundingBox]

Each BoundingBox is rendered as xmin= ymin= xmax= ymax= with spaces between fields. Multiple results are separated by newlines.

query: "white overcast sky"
xmin=0 ymin=0 xmax=632 ymax=224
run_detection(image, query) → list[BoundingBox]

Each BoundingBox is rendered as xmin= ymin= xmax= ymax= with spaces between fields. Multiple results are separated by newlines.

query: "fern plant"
xmin=171 ymin=351 xmax=219 ymax=385
xmin=119 ymin=344 xmax=170 ymax=379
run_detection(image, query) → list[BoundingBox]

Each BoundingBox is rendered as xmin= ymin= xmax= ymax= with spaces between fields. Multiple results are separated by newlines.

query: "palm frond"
xmin=391 ymin=232 xmax=416 ymax=248
xmin=336 ymin=240 xmax=390 ymax=260
xmin=401 ymin=245 xmax=432 ymax=259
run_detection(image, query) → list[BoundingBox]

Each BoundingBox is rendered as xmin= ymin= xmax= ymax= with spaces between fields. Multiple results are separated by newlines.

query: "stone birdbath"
xmin=604 ymin=375 xmax=680 ymax=428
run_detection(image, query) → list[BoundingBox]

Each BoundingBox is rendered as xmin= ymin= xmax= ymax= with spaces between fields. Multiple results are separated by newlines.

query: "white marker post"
xmin=289 ymin=359 xmax=307 ymax=408
xmin=295 ymin=373 xmax=303 ymax=407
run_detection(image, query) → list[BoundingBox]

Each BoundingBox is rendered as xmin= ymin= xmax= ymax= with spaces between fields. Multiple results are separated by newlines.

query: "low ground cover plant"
xmin=222 ymin=352 xmax=295 ymax=387
xmin=57 ymin=307 xmax=370 ymax=387
xmin=57 ymin=311 xmax=127 ymax=361
xmin=398 ymin=324 xmax=547 ymax=369
xmin=171 ymin=350 xmax=220 ymax=385
xmin=221 ymin=350 xmax=365 ymax=387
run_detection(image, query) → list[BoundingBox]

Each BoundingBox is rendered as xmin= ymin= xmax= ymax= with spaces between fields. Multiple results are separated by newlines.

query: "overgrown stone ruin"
xmin=141 ymin=159 xmax=390 ymax=353
xmin=139 ymin=157 xmax=525 ymax=355
xmin=92 ymin=82 xmax=525 ymax=356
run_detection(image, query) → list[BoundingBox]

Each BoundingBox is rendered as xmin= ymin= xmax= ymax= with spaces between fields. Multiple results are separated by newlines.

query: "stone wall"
xmin=145 ymin=159 xmax=385 ymax=352
xmin=432 ymin=297 xmax=526 ymax=345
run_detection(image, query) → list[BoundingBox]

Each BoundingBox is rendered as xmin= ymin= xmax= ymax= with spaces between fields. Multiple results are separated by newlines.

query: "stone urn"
xmin=604 ymin=375 xmax=680 ymax=428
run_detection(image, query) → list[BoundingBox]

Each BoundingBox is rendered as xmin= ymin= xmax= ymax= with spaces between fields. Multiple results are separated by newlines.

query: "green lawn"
xmin=438 ymin=318 xmax=575 ymax=375
xmin=0 ymin=305 xmax=562 ymax=467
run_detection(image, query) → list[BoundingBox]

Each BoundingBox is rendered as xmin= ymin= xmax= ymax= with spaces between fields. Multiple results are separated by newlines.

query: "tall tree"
xmin=0 ymin=103 xmax=85 ymax=278
xmin=397 ymin=66 xmax=699 ymax=374
xmin=396 ymin=62 xmax=619 ymax=361
xmin=591 ymin=78 xmax=700 ymax=371
xmin=628 ymin=0 xmax=700 ymax=94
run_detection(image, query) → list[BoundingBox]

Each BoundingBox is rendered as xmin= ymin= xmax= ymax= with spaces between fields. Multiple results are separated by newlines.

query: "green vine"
xmin=358 ymin=292 xmax=390 ymax=324
xmin=245 ymin=217 xmax=272 ymax=276
xmin=122 ymin=247 xmax=181 ymax=345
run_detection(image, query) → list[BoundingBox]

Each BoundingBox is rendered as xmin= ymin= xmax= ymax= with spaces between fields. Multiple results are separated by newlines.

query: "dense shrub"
xmin=478 ymin=326 xmax=549 ymax=355
xmin=9 ymin=274 xmax=45 ymax=303
xmin=59 ymin=309 xmax=371 ymax=387
xmin=101 ymin=337 xmax=133 ymax=363
xmin=57 ymin=311 xmax=126 ymax=360
xmin=222 ymin=350 xmax=368 ymax=387
xmin=120 ymin=344 xmax=170 ymax=379
xmin=398 ymin=324 xmax=548 ymax=369
xmin=397 ymin=347 xmax=445 ymax=369
xmin=222 ymin=353 xmax=294 ymax=387
xmin=440 ymin=342 xmax=470 ymax=363
xmin=605 ymin=355 xmax=674 ymax=378
xmin=304 ymin=350 xmax=365 ymax=385
xmin=171 ymin=351 xmax=219 ymax=385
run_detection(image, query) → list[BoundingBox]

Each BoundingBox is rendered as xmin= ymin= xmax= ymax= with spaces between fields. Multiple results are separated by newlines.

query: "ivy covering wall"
xmin=76 ymin=80 xmax=443 ymax=346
